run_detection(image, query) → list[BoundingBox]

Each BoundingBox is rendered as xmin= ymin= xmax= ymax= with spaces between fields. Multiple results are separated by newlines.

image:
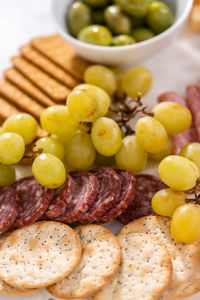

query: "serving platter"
xmin=0 ymin=0 xmax=200 ymax=299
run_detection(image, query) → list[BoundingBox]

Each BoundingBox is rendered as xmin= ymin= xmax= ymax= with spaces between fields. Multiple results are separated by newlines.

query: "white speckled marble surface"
xmin=0 ymin=0 xmax=200 ymax=299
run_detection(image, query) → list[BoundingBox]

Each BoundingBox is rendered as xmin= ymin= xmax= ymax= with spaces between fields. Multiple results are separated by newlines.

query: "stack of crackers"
xmin=0 ymin=34 xmax=90 ymax=132
xmin=0 ymin=217 xmax=199 ymax=299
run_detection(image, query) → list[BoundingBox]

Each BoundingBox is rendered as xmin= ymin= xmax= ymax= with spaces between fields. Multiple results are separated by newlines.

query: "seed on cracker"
xmin=31 ymin=34 xmax=90 ymax=81
xmin=119 ymin=216 xmax=200 ymax=299
xmin=0 ymin=96 xmax=21 ymax=119
xmin=0 ymin=221 xmax=82 ymax=289
xmin=92 ymin=233 xmax=172 ymax=300
xmin=4 ymin=68 xmax=55 ymax=107
xmin=12 ymin=56 xmax=70 ymax=102
xmin=20 ymin=45 xmax=80 ymax=88
xmin=47 ymin=224 xmax=121 ymax=299
xmin=0 ymin=79 xmax=44 ymax=119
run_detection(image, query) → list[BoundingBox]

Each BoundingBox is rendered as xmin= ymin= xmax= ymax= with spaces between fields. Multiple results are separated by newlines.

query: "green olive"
xmin=93 ymin=9 xmax=105 ymax=24
xmin=78 ymin=25 xmax=112 ymax=46
xmin=83 ymin=0 xmax=110 ymax=7
xmin=132 ymin=27 xmax=155 ymax=42
xmin=114 ymin=0 xmax=149 ymax=18
xmin=111 ymin=35 xmax=135 ymax=46
xmin=147 ymin=1 xmax=174 ymax=34
xmin=67 ymin=1 xmax=92 ymax=37
xmin=104 ymin=5 xmax=132 ymax=35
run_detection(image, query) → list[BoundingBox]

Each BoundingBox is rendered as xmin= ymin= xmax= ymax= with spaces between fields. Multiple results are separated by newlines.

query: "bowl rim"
xmin=52 ymin=0 xmax=194 ymax=52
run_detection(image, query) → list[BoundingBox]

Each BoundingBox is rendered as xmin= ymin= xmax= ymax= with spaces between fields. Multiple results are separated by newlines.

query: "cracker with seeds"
xmin=0 ymin=233 xmax=39 ymax=295
xmin=92 ymin=233 xmax=172 ymax=300
xmin=47 ymin=224 xmax=121 ymax=299
xmin=119 ymin=216 xmax=200 ymax=299
xmin=20 ymin=45 xmax=80 ymax=88
xmin=0 ymin=79 xmax=44 ymax=119
xmin=0 ymin=221 xmax=82 ymax=289
xmin=12 ymin=56 xmax=70 ymax=102
xmin=31 ymin=34 xmax=90 ymax=80
xmin=4 ymin=68 xmax=55 ymax=107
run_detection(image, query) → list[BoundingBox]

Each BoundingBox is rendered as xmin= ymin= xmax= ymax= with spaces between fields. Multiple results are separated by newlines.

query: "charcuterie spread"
xmin=0 ymin=1 xmax=200 ymax=297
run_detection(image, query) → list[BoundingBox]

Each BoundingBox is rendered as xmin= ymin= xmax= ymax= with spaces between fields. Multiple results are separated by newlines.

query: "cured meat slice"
xmin=79 ymin=168 xmax=121 ymax=223
xmin=56 ymin=171 xmax=99 ymax=224
xmin=119 ymin=174 xmax=166 ymax=224
xmin=158 ymin=92 xmax=186 ymax=106
xmin=186 ymin=85 xmax=200 ymax=141
xmin=157 ymin=91 xmax=197 ymax=155
xmin=99 ymin=170 xmax=136 ymax=224
xmin=12 ymin=176 xmax=53 ymax=228
xmin=0 ymin=187 xmax=19 ymax=234
xmin=43 ymin=174 xmax=75 ymax=219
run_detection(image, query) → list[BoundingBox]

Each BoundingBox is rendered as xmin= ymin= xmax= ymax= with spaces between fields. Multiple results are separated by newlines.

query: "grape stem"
xmin=187 ymin=178 xmax=200 ymax=205
xmin=110 ymin=95 xmax=153 ymax=135
xmin=23 ymin=147 xmax=43 ymax=160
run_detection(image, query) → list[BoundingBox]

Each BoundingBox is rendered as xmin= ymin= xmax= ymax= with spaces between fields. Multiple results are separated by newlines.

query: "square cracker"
xmin=12 ymin=56 xmax=70 ymax=102
xmin=31 ymin=34 xmax=90 ymax=81
xmin=4 ymin=68 xmax=55 ymax=107
xmin=20 ymin=45 xmax=80 ymax=88
xmin=0 ymin=79 xmax=44 ymax=119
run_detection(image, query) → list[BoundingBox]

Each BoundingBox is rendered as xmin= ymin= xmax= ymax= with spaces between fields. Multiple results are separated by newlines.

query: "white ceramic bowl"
xmin=52 ymin=0 xmax=193 ymax=66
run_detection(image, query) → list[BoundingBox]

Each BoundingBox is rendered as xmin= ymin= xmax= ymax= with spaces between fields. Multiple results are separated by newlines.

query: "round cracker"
xmin=47 ymin=224 xmax=121 ymax=299
xmin=119 ymin=216 xmax=200 ymax=299
xmin=92 ymin=233 xmax=172 ymax=300
xmin=0 ymin=221 xmax=82 ymax=288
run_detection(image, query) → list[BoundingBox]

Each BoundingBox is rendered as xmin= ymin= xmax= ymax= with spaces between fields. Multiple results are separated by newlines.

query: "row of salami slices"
xmin=0 ymin=167 xmax=166 ymax=234
xmin=158 ymin=82 xmax=200 ymax=154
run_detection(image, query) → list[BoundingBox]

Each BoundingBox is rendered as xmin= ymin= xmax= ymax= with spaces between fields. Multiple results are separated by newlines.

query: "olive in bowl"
xmin=52 ymin=0 xmax=193 ymax=65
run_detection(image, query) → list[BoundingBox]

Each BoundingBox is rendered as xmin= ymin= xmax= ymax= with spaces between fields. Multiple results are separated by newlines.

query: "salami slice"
xmin=43 ymin=174 xmax=75 ymax=219
xmin=79 ymin=167 xmax=121 ymax=223
xmin=119 ymin=174 xmax=166 ymax=224
xmin=12 ymin=176 xmax=53 ymax=228
xmin=186 ymin=85 xmax=200 ymax=141
xmin=56 ymin=171 xmax=99 ymax=224
xmin=99 ymin=170 xmax=136 ymax=224
xmin=0 ymin=187 xmax=19 ymax=234
xmin=158 ymin=92 xmax=186 ymax=106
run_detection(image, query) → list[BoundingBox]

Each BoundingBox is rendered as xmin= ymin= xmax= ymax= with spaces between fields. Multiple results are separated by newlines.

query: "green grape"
xmin=152 ymin=102 xmax=192 ymax=135
xmin=78 ymin=25 xmax=112 ymax=46
xmin=0 ymin=133 xmax=25 ymax=165
xmin=67 ymin=88 xmax=98 ymax=122
xmin=84 ymin=65 xmax=117 ymax=95
xmin=3 ymin=113 xmax=38 ymax=145
xmin=158 ymin=155 xmax=199 ymax=191
xmin=65 ymin=132 xmax=96 ymax=170
xmin=91 ymin=117 xmax=122 ymax=156
xmin=0 ymin=164 xmax=16 ymax=186
xmin=115 ymin=135 xmax=147 ymax=174
xmin=122 ymin=66 xmax=153 ymax=98
xmin=180 ymin=143 xmax=200 ymax=172
xmin=149 ymin=137 xmax=173 ymax=161
xmin=95 ymin=152 xmax=115 ymax=167
xmin=112 ymin=68 xmax=126 ymax=100
xmin=33 ymin=137 xmax=65 ymax=161
xmin=135 ymin=116 xmax=168 ymax=153
xmin=74 ymin=84 xmax=110 ymax=117
xmin=152 ymin=188 xmax=186 ymax=217
xmin=171 ymin=204 xmax=200 ymax=244
xmin=40 ymin=105 xmax=79 ymax=138
xmin=32 ymin=153 xmax=66 ymax=189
